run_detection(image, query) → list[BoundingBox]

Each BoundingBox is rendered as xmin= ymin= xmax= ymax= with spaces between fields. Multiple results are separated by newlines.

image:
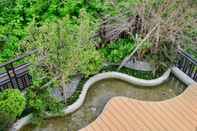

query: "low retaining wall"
xmin=64 ymin=70 xmax=171 ymax=114
xmin=12 ymin=68 xmax=192 ymax=131
xmin=171 ymin=67 xmax=196 ymax=86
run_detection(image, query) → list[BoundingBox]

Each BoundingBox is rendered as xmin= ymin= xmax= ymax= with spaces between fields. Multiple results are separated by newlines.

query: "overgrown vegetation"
xmin=21 ymin=10 xmax=103 ymax=123
xmin=23 ymin=10 xmax=103 ymax=85
xmin=0 ymin=0 xmax=100 ymax=62
xmin=100 ymin=38 xmax=135 ymax=63
xmin=0 ymin=0 xmax=196 ymax=128
xmin=25 ymin=86 xmax=64 ymax=125
xmin=0 ymin=89 xmax=26 ymax=130
xmin=97 ymin=0 xmax=196 ymax=74
xmin=103 ymin=65 xmax=156 ymax=79
xmin=134 ymin=0 xmax=196 ymax=74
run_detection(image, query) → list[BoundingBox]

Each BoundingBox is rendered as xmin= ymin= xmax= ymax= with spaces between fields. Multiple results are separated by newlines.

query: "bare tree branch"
xmin=118 ymin=23 xmax=159 ymax=70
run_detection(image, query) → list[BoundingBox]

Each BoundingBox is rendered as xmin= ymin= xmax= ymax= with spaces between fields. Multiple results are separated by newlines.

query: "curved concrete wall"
xmin=171 ymin=67 xmax=196 ymax=86
xmin=10 ymin=69 xmax=175 ymax=131
xmin=64 ymin=70 xmax=171 ymax=114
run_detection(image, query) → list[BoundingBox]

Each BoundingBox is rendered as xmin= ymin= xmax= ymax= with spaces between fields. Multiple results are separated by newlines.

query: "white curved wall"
xmin=171 ymin=67 xmax=196 ymax=86
xmin=64 ymin=70 xmax=171 ymax=114
xmin=10 ymin=70 xmax=171 ymax=131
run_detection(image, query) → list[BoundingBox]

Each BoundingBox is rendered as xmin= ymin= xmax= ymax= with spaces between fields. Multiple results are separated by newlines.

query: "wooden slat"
xmin=80 ymin=84 xmax=197 ymax=131
xmin=0 ymin=64 xmax=30 ymax=85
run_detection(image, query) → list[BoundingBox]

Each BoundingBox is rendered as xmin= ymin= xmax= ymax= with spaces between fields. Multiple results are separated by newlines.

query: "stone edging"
xmin=171 ymin=67 xmax=196 ymax=86
xmin=64 ymin=70 xmax=171 ymax=114
xmin=10 ymin=69 xmax=172 ymax=131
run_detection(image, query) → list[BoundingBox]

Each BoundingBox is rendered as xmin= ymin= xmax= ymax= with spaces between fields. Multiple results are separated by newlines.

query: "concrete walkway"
xmin=80 ymin=84 xmax=197 ymax=131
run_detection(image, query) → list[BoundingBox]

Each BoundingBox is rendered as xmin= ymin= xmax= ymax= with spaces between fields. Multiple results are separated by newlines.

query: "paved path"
xmin=80 ymin=84 xmax=197 ymax=131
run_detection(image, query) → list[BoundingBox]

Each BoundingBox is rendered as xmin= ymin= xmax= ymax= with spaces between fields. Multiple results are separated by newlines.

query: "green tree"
xmin=23 ymin=10 xmax=103 ymax=84
xmin=21 ymin=10 xmax=103 ymax=123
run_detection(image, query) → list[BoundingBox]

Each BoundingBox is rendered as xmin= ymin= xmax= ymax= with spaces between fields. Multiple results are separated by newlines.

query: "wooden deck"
xmin=80 ymin=84 xmax=197 ymax=131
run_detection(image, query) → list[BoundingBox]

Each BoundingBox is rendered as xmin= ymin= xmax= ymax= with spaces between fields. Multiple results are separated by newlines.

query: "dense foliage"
xmin=100 ymin=38 xmax=135 ymax=63
xmin=20 ymin=10 xmax=103 ymax=123
xmin=23 ymin=10 xmax=103 ymax=85
xmin=0 ymin=0 xmax=196 ymax=127
xmin=0 ymin=89 xmax=26 ymax=118
xmin=0 ymin=89 xmax=26 ymax=130
xmin=0 ymin=0 xmax=127 ymax=62
xmin=25 ymin=86 xmax=64 ymax=125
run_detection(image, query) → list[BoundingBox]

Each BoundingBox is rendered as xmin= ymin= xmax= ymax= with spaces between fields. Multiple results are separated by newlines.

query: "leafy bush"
xmin=100 ymin=38 xmax=135 ymax=63
xmin=187 ymin=49 xmax=197 ymax=59
xmin=26 ymin=86 xmax=64 ymax=125
xmin=78 ymin=49 xmax=103 ymax=77
xmin=0 ymin=89 xmax=26 ymax=130
xmin=0 ymin=89 xmax=26 ymax=118
xmin=145 ymin=42 xmax=177 ymax=75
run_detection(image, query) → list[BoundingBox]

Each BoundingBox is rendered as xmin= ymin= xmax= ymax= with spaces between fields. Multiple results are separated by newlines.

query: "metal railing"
xmin=176 ymin=49 xmax=197 ymax=81
xmin=0 ymin=49 xmax=37 ymax=91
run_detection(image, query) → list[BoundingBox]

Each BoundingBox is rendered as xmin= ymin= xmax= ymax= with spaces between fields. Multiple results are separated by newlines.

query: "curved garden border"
xmin=10 ymin=67 xmax=196 ymax=131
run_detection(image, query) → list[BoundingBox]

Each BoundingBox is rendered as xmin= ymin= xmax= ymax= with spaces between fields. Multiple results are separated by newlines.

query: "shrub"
xmin=132 ymin=0 xmax=196 ymax=73
xmin=0 ymin=89 xmax=26 ymax=118
xmin=78 ymin=49 xmax=103 ymax=77
xmin=26 ymin=87 xmax=64 ymax=125
xmin=100 ymin=38 xmax=135 ymax=63
xmin=0 ymin=89 xmax=26 ymax=130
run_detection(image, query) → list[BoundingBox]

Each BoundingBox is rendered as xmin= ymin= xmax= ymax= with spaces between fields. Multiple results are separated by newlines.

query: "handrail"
xmin=176 ymin=49 xmax=197 ymax=81
xmin=0 ymin=49 xmax=38 ymax=68
xmin=177 ymin=49 xmax=197 ymax=65
xmin=0 ymin=49 xmax=38 ymax=91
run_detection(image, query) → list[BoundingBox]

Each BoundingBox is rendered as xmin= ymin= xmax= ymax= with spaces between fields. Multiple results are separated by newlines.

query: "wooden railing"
xmin=0 ymin=49 xmax=37 ymax=91
xmin=176 ymin=49 xmax=197 ymax=81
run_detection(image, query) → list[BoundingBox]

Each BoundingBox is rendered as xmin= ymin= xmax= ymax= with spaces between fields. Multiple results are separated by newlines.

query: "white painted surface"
xmin=171 ymin=67 xmax=196 ymax=85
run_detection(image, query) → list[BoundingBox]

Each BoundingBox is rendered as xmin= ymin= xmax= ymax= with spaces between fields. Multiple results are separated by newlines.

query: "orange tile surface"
xmin=80 ymin=84 xmax=197 ymax=131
